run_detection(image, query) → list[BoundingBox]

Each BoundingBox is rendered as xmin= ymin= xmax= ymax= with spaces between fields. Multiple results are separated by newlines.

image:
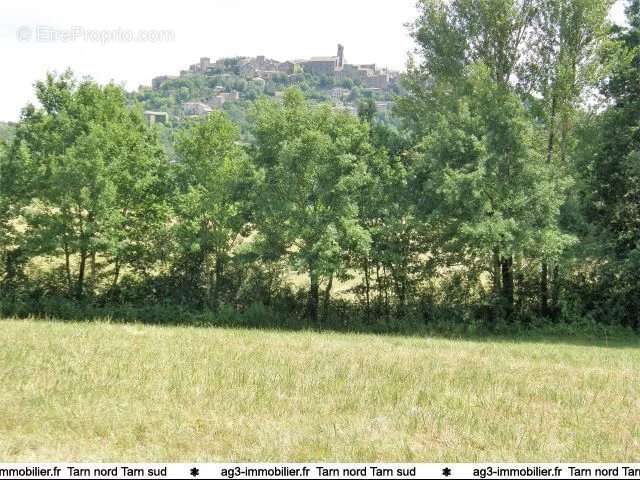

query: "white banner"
xmin=0 ymin=463 xmax=638 ymax=479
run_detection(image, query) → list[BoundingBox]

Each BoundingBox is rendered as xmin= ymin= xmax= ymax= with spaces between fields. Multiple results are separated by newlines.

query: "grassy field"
xmin=0 ymin=318 xmax=638 ymax=462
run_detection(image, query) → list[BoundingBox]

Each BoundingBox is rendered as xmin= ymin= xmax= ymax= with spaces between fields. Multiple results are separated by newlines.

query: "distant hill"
xmin=129 ymin=47 xmax=403 ymax=136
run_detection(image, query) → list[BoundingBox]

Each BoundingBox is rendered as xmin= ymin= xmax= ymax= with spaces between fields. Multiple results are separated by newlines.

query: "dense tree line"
xmin=0 ymin=0 xmax=638 ymax=332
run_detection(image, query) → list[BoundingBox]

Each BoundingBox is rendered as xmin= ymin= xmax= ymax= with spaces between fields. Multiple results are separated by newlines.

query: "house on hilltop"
xmin=297 ymin=44 xmax=398 ymax=90
xmin=149 ymin=44 xmax=400 ymax=94
xmin=298 ymin=44 xmax=345 ymax=76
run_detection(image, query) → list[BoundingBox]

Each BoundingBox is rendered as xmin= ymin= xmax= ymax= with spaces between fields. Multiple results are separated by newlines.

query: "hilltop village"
xmin=138 ymin=44 xmax=401 ymax=126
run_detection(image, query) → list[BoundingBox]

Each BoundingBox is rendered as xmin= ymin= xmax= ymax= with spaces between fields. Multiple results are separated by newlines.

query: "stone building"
xmin=144 ymin=111 xmax=169 ymax=125
xmin=205 ymin=91 xmax=240 ymax=109
xmin=255 ymin=70 xmax=282 ymax=81
xmin=199 ymin=57 xmax=211 ymax=72
xmin=299 ymin=44 xmax=344 ymax=76
xmin=361 ymin=73 xmax=390 ymax=89
xmin=207 ymin=96 xmax=225 ymax=109
xmin=219 ymin=91 xmax=240 ymax=102
xmin=277 ymin=61 xmax=295 ymax=74
xmin=149 ymin=44 xmax=400 ymax=95
xmin=183 ymin=102 xmax=212 ymax=116
xmin=300 ymin=56 xmax=338 ymax=76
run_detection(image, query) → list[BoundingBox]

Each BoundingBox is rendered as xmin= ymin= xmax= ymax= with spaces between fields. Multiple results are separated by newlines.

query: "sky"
xmin=0 ymin=0 xmax=629 ymax=122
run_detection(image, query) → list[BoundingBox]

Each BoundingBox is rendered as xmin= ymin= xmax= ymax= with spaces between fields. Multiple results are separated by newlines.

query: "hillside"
xmin=129 ymin=46 xmax=403 ymax=137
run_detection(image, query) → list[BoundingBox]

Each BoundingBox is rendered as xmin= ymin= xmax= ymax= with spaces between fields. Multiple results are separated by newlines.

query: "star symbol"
xmin=442 ymin=467 xmax=452 ymax=477
xmin=190 ymin=467 xmax=200 ymax=477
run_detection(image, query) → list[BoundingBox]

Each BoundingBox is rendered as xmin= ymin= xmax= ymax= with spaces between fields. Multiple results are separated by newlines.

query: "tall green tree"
xmin=0 ymin=141 xmax=19 ymax=288
xmin=355 ymin=103 xmax=420 ymax=319
xmin=171 ymin=111 xmax=254 ymax=309
xmin=399 ymin=0 xmax=584 ymax=318
xmin=415 ymin=65 xmax=572 ymax=316
xmin=522 ymin=0 xmax=612 ymax=313
xmin=581 ymin=0 xmax=640 ymax=326
xmin=1 ymin=72 xmax=170 ymax=299
xmin=251 ymin=89 xmax=371 ymax=324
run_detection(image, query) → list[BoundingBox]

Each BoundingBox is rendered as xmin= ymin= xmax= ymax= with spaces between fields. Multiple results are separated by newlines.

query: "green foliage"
xmin=417 ymin=65 xmax=574 ymax=257
xmin=575 ymin=0 xmax=640 ymax=327
xmin=1 ymin=0 xmax=637 ymax=335
xmin=170 ymin=111 xmax=255 ymax=308
xmin=1 ymin=72 xmax=171 ymax=299
xmin=251 ymin=88 xmax=372 ymax=323
xmin=0 ymin=122 xmax=15 ymax=143
xmin=399 ymin=0 xmax=611 ymax=322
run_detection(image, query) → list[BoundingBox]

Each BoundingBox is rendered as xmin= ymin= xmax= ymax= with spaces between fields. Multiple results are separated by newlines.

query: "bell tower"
xmin=337 ymin=44 xmax=344 ymax=69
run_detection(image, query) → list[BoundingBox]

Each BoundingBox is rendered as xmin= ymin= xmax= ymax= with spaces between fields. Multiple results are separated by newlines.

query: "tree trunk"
xmin=322 ymin=273 xmax=333 ymax=323
xmin=551 ymin=263 xmax=560 ymax=313
xmin=110 ymin=258 xmax=121 ymax=295
xmin=391 ymin=265 xmax=407 ymax=318
xmin=76 ymin=251 xmax=87 ymax=300
xmin=307 ymin=269 xmax=319 ymax=325
xmin=63 ymin=241 xmax=73 ymax=298
xmin=540 ymin=262 xmax=549 ymax=316
xmin=501 ymin=255 xmax=514 ymax=317
xmin=488 ymin=247 xmax=502 ymax=325
xmin=492 ymin=248 xmax=501 ymax=295
xmin=381 ymin=265 xmax=391 ymax=320
xmin=375 ymin=263 xmax=381 ymax=304
xmin=89 ymin=251 xmax=96 ymax=290
xmin=211 ymin=255 xmax=224 ymax=311
xmin=363 ymin=257 xmax=371 ymax=322
xmin=540 ymin=90 xmax=557 ymax=318
xmin=546 ymin=94 xmax=557 ymax=164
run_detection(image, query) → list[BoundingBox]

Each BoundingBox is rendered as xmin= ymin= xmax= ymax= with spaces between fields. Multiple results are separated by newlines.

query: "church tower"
xmin=337 ymin=44 xmax=345 ymax=69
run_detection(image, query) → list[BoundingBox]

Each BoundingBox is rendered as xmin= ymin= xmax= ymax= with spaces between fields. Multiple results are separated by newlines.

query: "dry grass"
xmin=0 ymin=318 xmax=638 ymax=461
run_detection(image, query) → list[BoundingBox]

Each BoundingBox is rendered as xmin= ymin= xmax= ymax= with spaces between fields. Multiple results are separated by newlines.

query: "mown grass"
xmin=0 ymin=318 xmax=638 ymax=461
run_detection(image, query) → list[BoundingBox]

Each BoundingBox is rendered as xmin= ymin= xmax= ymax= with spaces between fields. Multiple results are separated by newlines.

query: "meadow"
xmin=0 ymin=318 xmax=638 ymax=461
